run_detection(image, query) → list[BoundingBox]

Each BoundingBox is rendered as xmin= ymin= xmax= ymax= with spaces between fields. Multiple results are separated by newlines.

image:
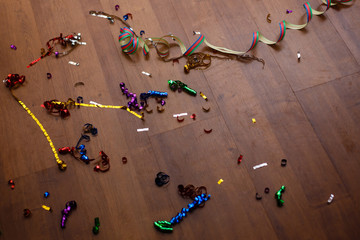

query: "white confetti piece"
xmin=173 ymin=113 xmax=188 ymax=118
xmin=137 ymin=128 xmax=149 ymax=132
xmin=89 ymin=101 xmax=102 ymax=106
xmin=68 ymin=61 xmax=80 ymax=66
xmin=327 ymin=194 xmax=334 ymax=204
xmin=141 ymin=71 xmax=152 ymax=77
xmin=253 ymin=163 xmax=268 ymax=170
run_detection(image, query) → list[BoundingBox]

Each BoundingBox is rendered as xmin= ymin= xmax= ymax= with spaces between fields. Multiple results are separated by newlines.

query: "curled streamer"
xmin=92 ymin=0 xmax=352 ymax=71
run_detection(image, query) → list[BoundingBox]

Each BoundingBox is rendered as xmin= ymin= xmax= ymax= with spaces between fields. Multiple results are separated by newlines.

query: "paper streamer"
xmin=104 ymin=0 xmax=353 ymax=58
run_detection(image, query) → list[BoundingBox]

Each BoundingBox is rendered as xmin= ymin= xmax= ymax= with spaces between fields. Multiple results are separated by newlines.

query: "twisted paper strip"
xmin=3 ymin=74 xmax=66 ymax=171
xmin=50 ymin=99 xmax=144 ymax=120
xmin=116 ymin=0 xmax=352 ymax=57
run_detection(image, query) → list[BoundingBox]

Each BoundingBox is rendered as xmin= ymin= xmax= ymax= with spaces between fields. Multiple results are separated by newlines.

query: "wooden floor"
xmin=1 ymin=0 xmax=360 ymax=239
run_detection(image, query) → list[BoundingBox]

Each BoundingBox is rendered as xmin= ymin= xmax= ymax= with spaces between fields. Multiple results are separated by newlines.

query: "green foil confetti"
xmin=154 ymin=220 xmax=173 ymax=233
xmin=168 ymin=80 xmax=197 ymax=96
xmin=275 ymin=185 xmax=286 ymax=207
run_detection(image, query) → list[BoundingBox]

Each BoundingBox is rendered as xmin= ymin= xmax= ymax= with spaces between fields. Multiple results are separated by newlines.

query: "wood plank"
xmin=296 ymin=72 xmax=360 ymax=205
xmin=1 ymin=0 xmax=360 ymax=239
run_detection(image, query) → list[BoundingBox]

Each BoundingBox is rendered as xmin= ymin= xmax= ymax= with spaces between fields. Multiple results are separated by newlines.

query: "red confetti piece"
xmin=177 ymin=116 xmax=184 ymax=122
xmin=238 ymin=155 xmax=243 ymax=164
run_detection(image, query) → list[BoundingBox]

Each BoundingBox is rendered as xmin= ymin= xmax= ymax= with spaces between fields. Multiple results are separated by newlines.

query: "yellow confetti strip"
xmin=51 ymin=101 xmax=144 ymax=120
xmin=252 ymin=118 xmax=256 ymax=123
xmin=200 ymin=92 xmax=208 ymax=101
xmin=18 ymin=100 xmax=66 ymax=171
xmin=218 ymin=179 xmax=224 ymax=185
xmin=42 ymin=205 xmax=51 ymax=211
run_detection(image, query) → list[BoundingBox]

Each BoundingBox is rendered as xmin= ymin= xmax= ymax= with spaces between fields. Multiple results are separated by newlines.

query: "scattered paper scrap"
xmin=173 ymin=113 xmax=188 ymax=118
xmin=141 ymin=71 xmax=152 ymax=77
xmin=327 ymin=194 xmax=334 ymax=204
xmin=89 ymin=101 xmax=103 ymax=106
xmin=253 ymin=163 xmax=268 ymax=170
xmin=137 ymin=128 xmax=149 ymax=132
xmin=68 ymin=61 xmax=80 ymax=66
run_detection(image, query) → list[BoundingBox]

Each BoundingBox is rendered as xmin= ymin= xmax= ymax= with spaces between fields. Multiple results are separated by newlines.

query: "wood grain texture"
xmin=0 ymin=0 xmax=359 ymax=239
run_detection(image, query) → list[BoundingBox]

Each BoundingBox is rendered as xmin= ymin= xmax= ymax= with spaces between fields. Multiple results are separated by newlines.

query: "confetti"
xmin=115 ymin=5 xmax=119 ymax=11
xmin=61 ymin=201 xmax=77 ymax=228
xmin=217 ymin=179 xmax=224 ymax=184
xmin=145 ymin=107 xmax=153 ymax=113
xmin=155 ymin=172 xmax=170 ymax=187
xmin=74 ymin=82 xmax=85 ymax=87
xmin=190 ymin=114 xmax=196 ymax=120
xmin=42 ymin=205 xmax=52 ymax=212
xmin=157 ymin=106 xmax=165 ymax=112
xmin=267 ymin=14 xmax=271 ymax=23
xmin=327 ymin=194 xmax=334 ymax=204
xmin=178 ymin=184 xmax=207 ymax=200
xmin=252 ymin=118 xmax=256 ymax=123
xmin=202 ymin=106 xmax=210 ymax=112
xmin=47 ymin=73 xmax=52 ymax=79
xmin=154 ymin=193 xmax=210 ymax=233
xmin=93 ymin=151 xmax=110 ymax=172
xmin=256 ymin=193 xmax=262 ymax=200
xmin=177 ymin=116 xmax=185 ymax=122
xmin=200 ymin=92 xmax=208 ymax=101
xmin=93 ymin=217 xmax=100 ymax=234
xmin=275 ymin=186 xmax=286 ymax=207
xmin=281 ymin=159 xmax=287 ymax=167
xmin=168 ymin=80 xmax=197 ymax=96
xmin=253 ymin=163 xmax=268 ymax=170
xmin=141 ymin=71 xmax=152 ymax=77
xmin=68 ymin=61 xmax=80 ymax=66
xmin=23 ymin=209 xmax=31 ymax=217
xmin=238 ymin=155 xmax=243 ymax=164
xmin=120 ymin=82 xmax=145 ymax=111
xmin=137 ymin=128 xmax=149 ymax=132
xmin=8 ymin=179 xmax=15 ymax=190
xmin=10 ymin=44 xmax=17 ymax=50
xmin=297 ymin=51 xmax=301 ymax=61
xmin=204 ymin=129 xmax=213 ymax=134
xmin=173 ymin=113 xmax=188 ymax=118
xmin=44 ymin=192 xmax=50 ymax=198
